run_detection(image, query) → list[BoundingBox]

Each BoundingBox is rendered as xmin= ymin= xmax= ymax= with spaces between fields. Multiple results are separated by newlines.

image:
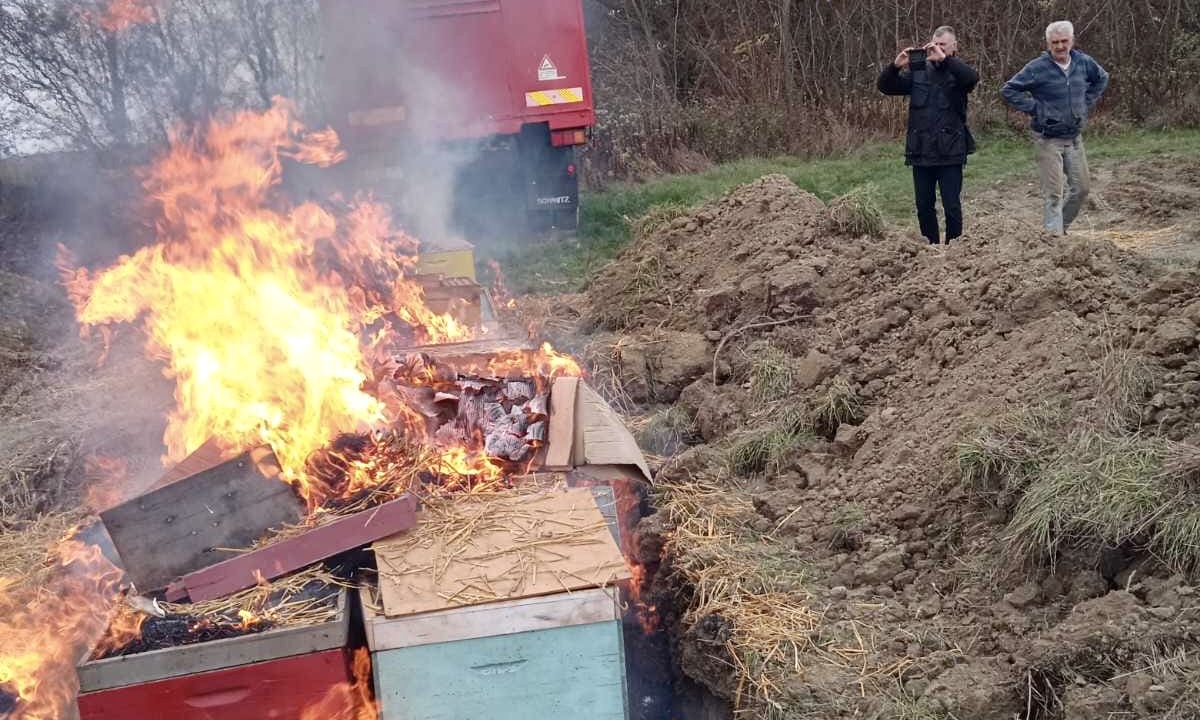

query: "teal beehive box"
xmin=367 ymin=484 xmax=632 ymax=720
xmin=363 ymin=588 xmax=628 ymax=720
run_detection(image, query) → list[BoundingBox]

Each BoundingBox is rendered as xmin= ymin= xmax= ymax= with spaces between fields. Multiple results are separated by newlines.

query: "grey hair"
xmin=933 ymin=25 xmax=956 ymax=38
xmin=1045 ymin=20 xmax=1074 ymax=41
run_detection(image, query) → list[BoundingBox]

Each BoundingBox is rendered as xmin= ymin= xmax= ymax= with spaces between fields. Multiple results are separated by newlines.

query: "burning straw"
xmin=94 ymin=565 xmax=348 ymax=660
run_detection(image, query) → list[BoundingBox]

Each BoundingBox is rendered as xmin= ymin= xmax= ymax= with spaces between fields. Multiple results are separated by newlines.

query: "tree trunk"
xmin=778 ymin=0 xmax=794 ymax=104
xmin=104 ymin=32 xmax=129 ymax=146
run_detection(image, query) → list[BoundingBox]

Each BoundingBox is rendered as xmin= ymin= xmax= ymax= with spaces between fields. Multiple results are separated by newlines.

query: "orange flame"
xmin=486 ymin=343 xmax=584 ymax=387
xmin=63 ymin=99 xmax=477 ymax=506
xmin=83 ymin=455 xmax=130 ymax=512
xmin=91 ymin=602 xmax=149 ymax=658
xmin=0 ymin=539 xmax=126 ymax=720
xmin=97 ymin=0 xmax=155 ymax=32
xmin=299 ymin=648 xmax=377 ymax=720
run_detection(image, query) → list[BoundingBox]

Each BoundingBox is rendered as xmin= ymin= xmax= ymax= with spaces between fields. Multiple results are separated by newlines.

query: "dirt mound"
xmin=594 ymin=173 xmax=1200 ymax=717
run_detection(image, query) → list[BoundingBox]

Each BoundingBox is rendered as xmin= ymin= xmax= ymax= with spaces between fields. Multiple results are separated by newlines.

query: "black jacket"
xmin=878 ymin=56 xmax=979 ymax=166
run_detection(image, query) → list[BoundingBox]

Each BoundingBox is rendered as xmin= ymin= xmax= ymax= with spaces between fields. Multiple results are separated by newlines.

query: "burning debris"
xmin=0 ymin=539 xmax=127 ymax=720
xmin=1 ymin=82 xmax=624 ymax=720
xmin=94 ymin=567 xmax=345 ymax=659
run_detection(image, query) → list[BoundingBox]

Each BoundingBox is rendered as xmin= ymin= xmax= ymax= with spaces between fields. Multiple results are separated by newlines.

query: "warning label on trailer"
xmin=538 ymin=55 xmax=564 ymax=81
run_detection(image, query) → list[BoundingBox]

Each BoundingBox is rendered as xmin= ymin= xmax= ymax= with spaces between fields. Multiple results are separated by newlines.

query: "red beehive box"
xmin=76 ymin=590 xmax=352 ymax=720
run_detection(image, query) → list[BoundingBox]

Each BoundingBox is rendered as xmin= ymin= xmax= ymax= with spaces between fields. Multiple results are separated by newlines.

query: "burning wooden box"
xmin=76 ymin=586 xmax=352 ymax=720
xmin=363 ymin=485 xmax=631 ymax=720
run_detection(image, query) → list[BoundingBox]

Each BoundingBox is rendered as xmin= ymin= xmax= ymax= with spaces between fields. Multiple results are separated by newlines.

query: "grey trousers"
xmin=1034 ymin=134 xmax=1091 ymax=234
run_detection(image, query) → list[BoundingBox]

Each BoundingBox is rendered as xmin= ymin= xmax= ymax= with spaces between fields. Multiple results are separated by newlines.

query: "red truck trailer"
xmin=315 ymin=0 xmax=595 ymax=242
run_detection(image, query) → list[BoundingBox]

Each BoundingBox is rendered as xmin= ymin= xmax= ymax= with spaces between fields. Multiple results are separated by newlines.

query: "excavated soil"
xmin=577 ymin=157 xmax=1200 ymax=719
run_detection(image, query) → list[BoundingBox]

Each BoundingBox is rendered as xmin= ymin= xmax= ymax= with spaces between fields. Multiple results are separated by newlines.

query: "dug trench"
xmin=513 ymin=157 xmax=1200 ymax=719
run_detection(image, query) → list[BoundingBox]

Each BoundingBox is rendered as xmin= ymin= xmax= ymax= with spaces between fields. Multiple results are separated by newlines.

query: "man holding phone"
xmin=878 ymin=27 xmax=979 ymax=245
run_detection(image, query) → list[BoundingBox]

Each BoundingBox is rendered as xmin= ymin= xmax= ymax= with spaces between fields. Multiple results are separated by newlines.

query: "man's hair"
xmin=1045 ymin=20 xmax=1074 ymax=41
xmin=933 ymin=25 xmax=956 ymax=38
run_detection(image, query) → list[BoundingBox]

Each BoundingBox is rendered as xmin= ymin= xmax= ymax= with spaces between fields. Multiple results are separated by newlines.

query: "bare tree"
xmin=0 ymin=0 xmax=322 ymax=156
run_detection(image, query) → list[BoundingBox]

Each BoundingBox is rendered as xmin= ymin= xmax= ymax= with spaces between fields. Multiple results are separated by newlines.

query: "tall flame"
xmin=0 ymin=539 xmax=126 ymax=720
xmin=63 ymin=99 xmax=476 ymax=505
xmin=299 ymin=648 xmax=377 ymax=720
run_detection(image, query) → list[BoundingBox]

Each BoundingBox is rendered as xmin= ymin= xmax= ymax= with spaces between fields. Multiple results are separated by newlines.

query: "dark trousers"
xmin=912 ymin=164 xmax=964 ymax=244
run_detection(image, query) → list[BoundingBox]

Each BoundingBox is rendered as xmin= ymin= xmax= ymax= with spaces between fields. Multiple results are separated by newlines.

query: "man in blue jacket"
xmin=1002 ymin=21 xmax=1110 ymax=235
xmin=879 ymin=26 xmax=979 ymax=245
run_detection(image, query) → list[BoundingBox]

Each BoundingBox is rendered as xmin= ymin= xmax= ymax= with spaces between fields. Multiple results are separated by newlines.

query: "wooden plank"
xmin=542 ymin=375 xmax=578 ymax=470
xmin=149 ymin=438 xmax=231 ymax=492
xmin=363 ymin=588 xmax=618 ymax=651
xmin=181 ymin=494 xmax=418 ymax=602
xmin=574 ymin=383 xmax=652 ymax=481
xmin=373 ymin=620 xmax=627 ymax=720
xmin=99 ymin=447 xmax=304 ymax=592
xmin=373 ymin=487 xmax=631 ymax=617
xmin=76 ymin=590 xmax=349 ymax=692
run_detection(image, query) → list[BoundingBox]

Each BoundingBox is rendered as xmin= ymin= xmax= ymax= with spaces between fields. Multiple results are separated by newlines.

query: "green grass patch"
xmin=486 ymin=126 xmax=1200 ymax=294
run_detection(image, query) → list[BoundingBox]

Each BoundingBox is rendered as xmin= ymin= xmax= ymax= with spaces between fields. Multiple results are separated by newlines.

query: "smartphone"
xmin=908 ymin=47 xmax=927 ymax=65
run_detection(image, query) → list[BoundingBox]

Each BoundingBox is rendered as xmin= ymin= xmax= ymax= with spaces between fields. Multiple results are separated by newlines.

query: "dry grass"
xmin=1 ymin=437 xmax=78 ymax=524
xmin=0 ymin=511 xmax=87 ymax=590
xmin=162 ymin=564 xmax=350 ymax=628
xmin=629 ymin=202 xmax=692 ymax=238
xmin=658 ymin=475 xmax=921 ymax=713
xmin=747 ymin=344 xmax=795 ymax=404
xmin=1005 ymin=431 xmax=1200 ymax=573
xmin=826 ymin=185 xmax=885 ymax=238
xmin=630 ymin=405 xmax=699 ymax=457
xmin=728 ymin=426 xmax=809 ymax=477
xmin=657 ymin=476 xmax=819 ymax=711
xmin=587 ymin=253 xmax=669 ymax=332
xmin=809 ymin=376 xmax=864 ymax=440
xmin=581 ymin=334 xmax=649 ymax=415
xmin=1095 ymin=332 xmax=1155 ymax=432
xmin=955 ymin=404 xmax=1061 ymax=500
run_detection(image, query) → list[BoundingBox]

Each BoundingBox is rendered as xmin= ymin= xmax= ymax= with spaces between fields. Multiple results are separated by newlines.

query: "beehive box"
xmin=363 ymin=588 xmax=627 ymax=720
xmin=75 ymin=589 xmax=351 ymax=720
xmin=366 ymin=486 xmax=630 ymax=720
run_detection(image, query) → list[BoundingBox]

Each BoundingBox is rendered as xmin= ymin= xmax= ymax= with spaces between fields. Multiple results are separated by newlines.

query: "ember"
xmin=94 ymin=575 xmax=340 ymax=659
xmin=96 ymin=615 xmax=275 ymax=658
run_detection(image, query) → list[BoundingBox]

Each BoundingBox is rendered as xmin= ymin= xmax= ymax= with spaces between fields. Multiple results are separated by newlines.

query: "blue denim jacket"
xmin=1001 ymin=49 xmax=1109 ymax=139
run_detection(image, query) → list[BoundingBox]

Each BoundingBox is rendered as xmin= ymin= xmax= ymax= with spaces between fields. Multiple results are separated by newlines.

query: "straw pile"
xmin=373 ymin=481 xmax=629 ymax=613
xmin=657 ymin=477 xmax=822 ymax=711
xmin=94 ymin=565 xmax=347 ymax=659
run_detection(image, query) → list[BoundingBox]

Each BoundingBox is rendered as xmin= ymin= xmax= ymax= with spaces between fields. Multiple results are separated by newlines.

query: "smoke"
xmin=310 ymin=0 xmax=532 ymax=253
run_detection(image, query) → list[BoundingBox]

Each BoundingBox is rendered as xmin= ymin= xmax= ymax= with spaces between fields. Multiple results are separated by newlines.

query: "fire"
xmin=62 ymin=99 xmax=480 ymax=506
xmin=97 ymin=0 xmax=155 ymax=32
xmin=0 ymin=538 xmax=126 ymax=720
xmin=236 ymin=609 xmax=263 ymax=630
xmin=432 ymin=446 xmax=505 ymax=490
xmin=83 ymin=455 xmax=130 ymax=512
xmin=486 ymin=343 xmax=584 ymax=386
xmin=90 ymin=601 xmax=149 ymax=658
xmin=299 ymin=648 xmax=377 ymax=720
